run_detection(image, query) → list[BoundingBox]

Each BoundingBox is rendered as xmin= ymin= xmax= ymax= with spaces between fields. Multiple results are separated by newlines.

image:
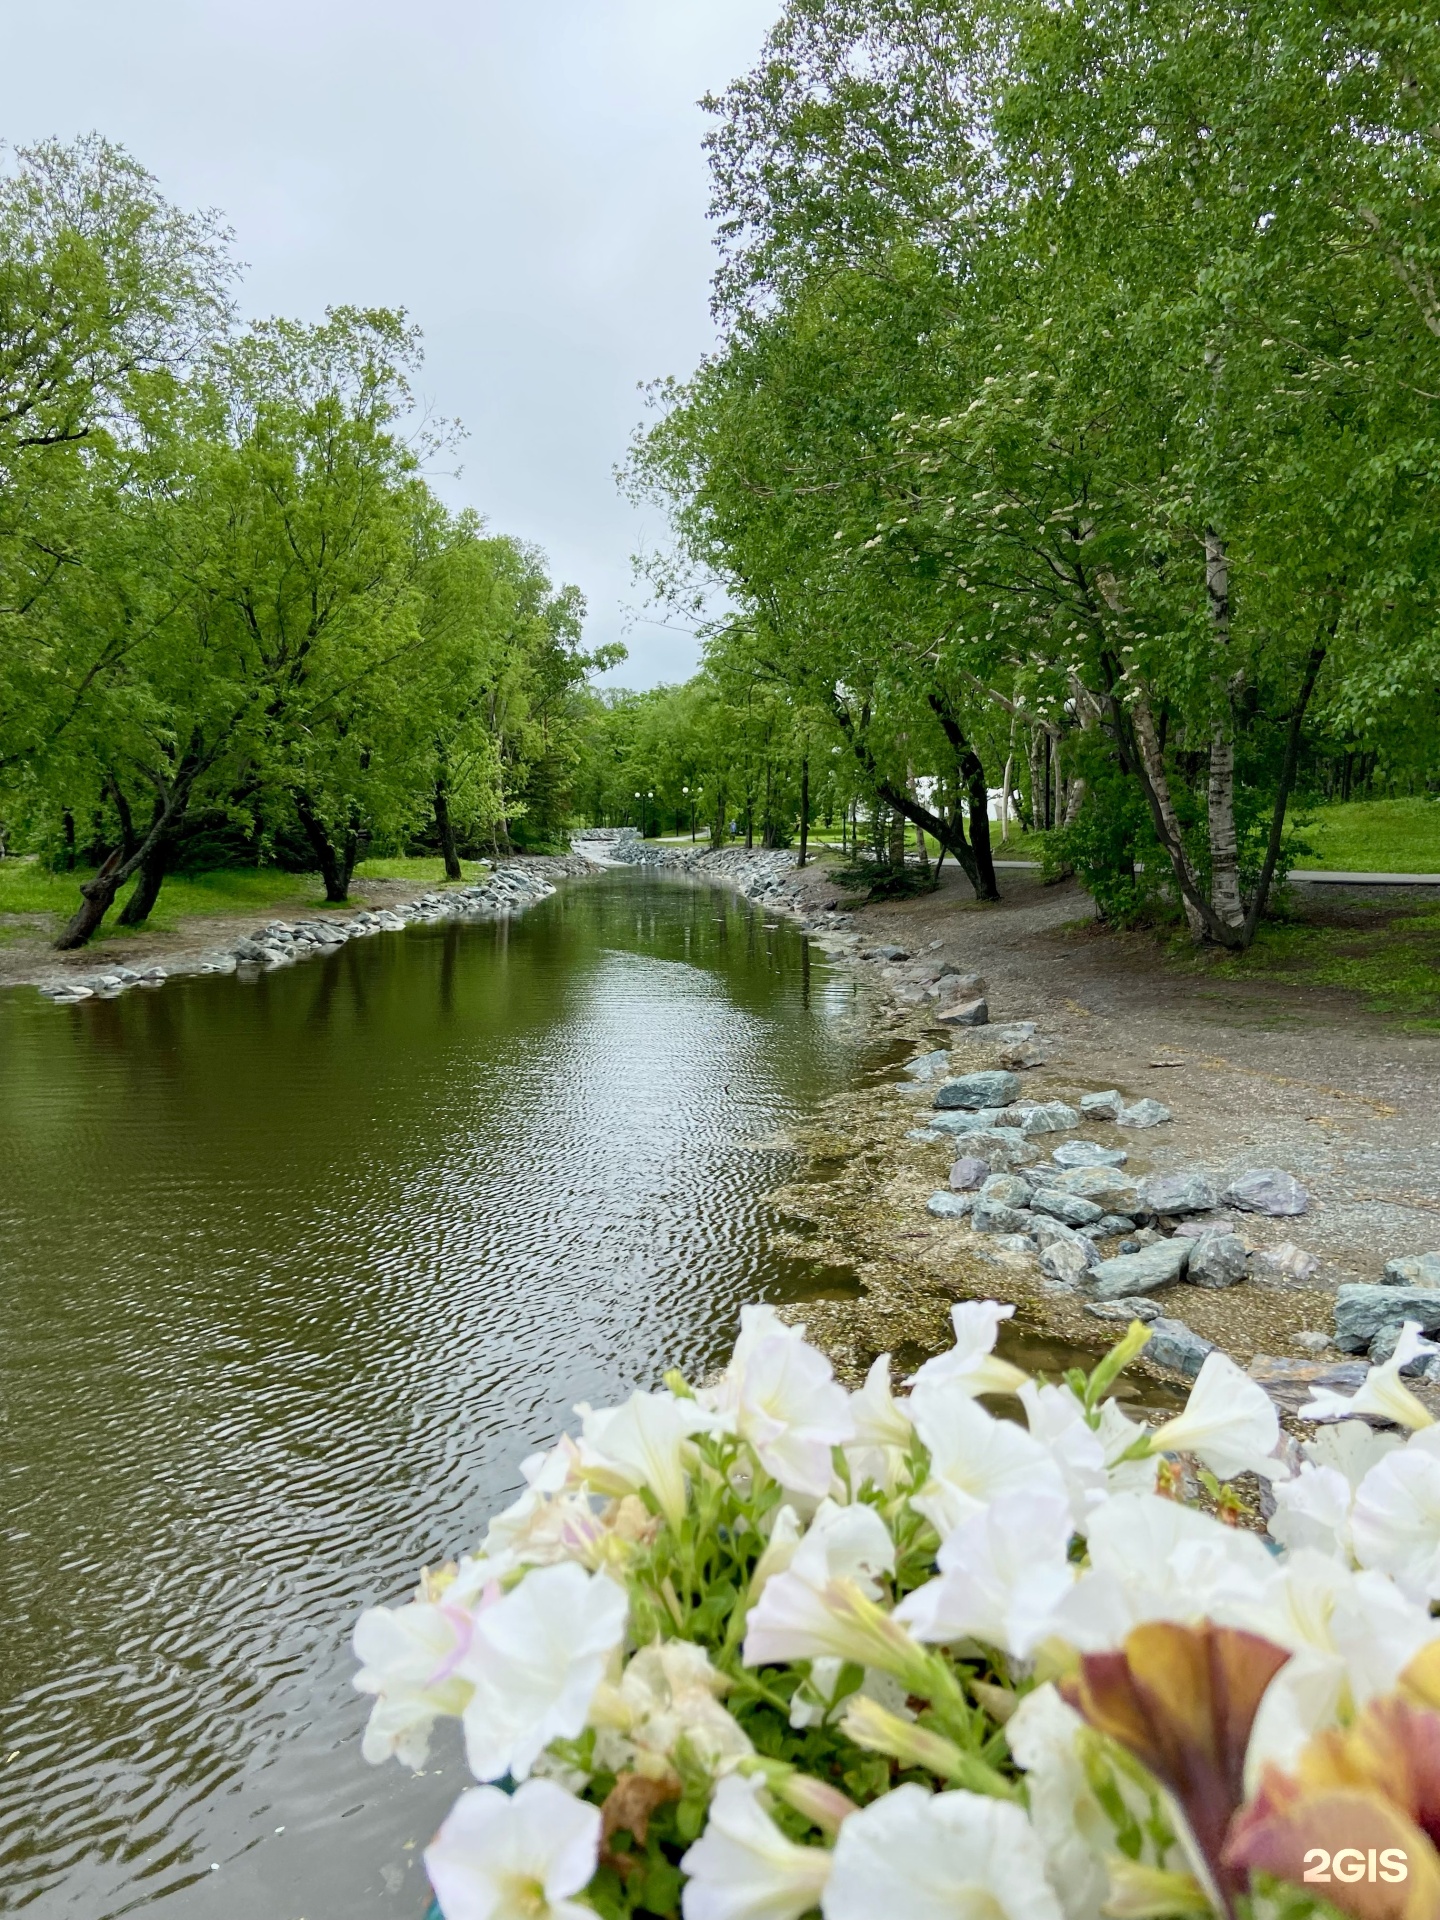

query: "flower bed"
xmin=354 ymin=1302 xmax=1440 ymax=1920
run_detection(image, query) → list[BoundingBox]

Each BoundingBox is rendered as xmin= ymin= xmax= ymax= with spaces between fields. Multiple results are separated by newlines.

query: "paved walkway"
xmin=991 ymin=859 xmax=1440 ymax=886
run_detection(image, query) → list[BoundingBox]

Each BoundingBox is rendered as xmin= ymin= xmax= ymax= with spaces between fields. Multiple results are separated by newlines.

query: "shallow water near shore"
xmin=0 ymin=871 xmax=895 ymax=1918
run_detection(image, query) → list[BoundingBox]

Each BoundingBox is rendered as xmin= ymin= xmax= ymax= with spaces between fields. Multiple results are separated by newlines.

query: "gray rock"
xmin=1381 ymin=1253 xmax=1440 ymax=1290
xmin=1292 ymin=1331 xmax=1332 ymax=1355
xmin=1187 ymin=1232 xmax=1250 ymax=1289
xmin=1172 ymin=1213 xmax=1241 ymax=1238
xmin=979 ymin=1172 xmax=1033 ymax=1210
xmin=1117 ymin=1098 xmax=1172 ymax=1129
xmin=1020 ymin=1101 xmax=1082 ymax=1135
xmin=233 ymin=938 xmax=268 ymax=961
xmin=1089 ymin=1214 xmax=1138 ymax=1238
xmin=936 ymin=996 xmax=989 ymax=1028
xmin=1221 ymin=1169 xmax=1309 ymax=1216
xmin=929 ymin=1108 xmax=1007 ymax=1135
xmin=950 ymin=1128 xmax=1040 ymax=1171
xmin=1334 ymin=1284 xmax=1440 ymax=1353
xmin=1087 ymin=1237 xmax=1191 ymax=1300
xmin=863 ymin=944 xmax=910 ymax=961
xmin=973 ymin=1202 xmax=1037 ymax=1236
xmin=934 ymin=1070 xmax=1021 ymax=1111
xmin=1085 ymin=1295 xmax=1164 ymax=1324
xmin=1030 ymin=1188 xmax=1106 ymax=1228
xmin=906 ymin=1128 xmax=946 ymax=1142
xmin=43 ymin=984 xmax=93 ymax=1002
xmin=1252 ymin=1242 xmax=1321 ymax=1284
xmin=1051 ymin=1139 xmax=1128 ymax=1169
xmin=902 ymin=1051 xmax=953 ymax=1082
xmin=987 ymin=1022 xmax=1038 ymax=1045
xmin=1146 ymin=1318 xmax=1216 ymax=1379
xmin=927 ymin=1191 xmax=974 ymax=1219
xmin=1051 ymin=1166 xmax=1143 ymax=1212
xmin=1139 ymin=1170 xmax=1219 ymax=1216
xmin=1369 ymin=1324 xmax=1440 ymax=1370
xmin=1080 ymin=1090 xmax=1123 ymax=1120
xmin=949 ymin=1156 xmax=990 ymax=1192
xmin=1040 ymin=1235 xmax=1095 ymax=1287
xmin=990 ymin=1232 xmax=1039 ymax=1254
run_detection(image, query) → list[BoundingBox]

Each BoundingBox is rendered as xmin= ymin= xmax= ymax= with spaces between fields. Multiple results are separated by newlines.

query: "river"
xmin=0 ymin=869 xmax=881 ymax=1919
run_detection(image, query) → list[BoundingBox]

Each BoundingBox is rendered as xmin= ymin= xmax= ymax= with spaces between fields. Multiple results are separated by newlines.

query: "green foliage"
xmin=0 ymin=140 xmax=597 ymax=940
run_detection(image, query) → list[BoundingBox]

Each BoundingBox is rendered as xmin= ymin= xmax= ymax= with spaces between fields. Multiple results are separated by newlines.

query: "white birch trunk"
xmin=1132 ymin=687 xmax=1206 ymax=938
xmin=1204 ymin=527 xmax=1245 ymax=929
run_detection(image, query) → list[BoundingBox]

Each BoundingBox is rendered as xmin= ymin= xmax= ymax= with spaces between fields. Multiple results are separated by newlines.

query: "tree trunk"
xmin=888 ymin=809 xmax=907 ymax=870
xmin=118 ymin=836 xmax=169 ymax=926
xmin=798 ymin=756 xmax=809 ymax=867
xmin=1127 ymin=687 xmax=1208 ymax=939
xmin=1204 ymin=528 xmax=1245 ymax=930
xmin=62 ymin=810 xmax=76 ymax=870
xmin=55 ymin=850 xmax=126 ymax=949
xmin=1242 ymin=641 xmax=1328 ymax=942
xmin=434 ymin=774 xmax=462 ymax=881
xmin=293 ymin=790 xmax=349 ymax=903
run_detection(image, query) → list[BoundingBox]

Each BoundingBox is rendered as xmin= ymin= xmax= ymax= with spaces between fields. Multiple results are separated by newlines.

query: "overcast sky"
xmin=0 ymin=0 xmax=781 ymax=686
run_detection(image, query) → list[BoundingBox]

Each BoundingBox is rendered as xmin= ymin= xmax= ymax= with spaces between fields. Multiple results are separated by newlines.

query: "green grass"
xmin=0 ymin=855 xmax=485 ymax=937
xmin=1290 ymin=797 xmax=1440 ymax=872
xmin=1184 ymin=898 xmax=1440 ymax=1027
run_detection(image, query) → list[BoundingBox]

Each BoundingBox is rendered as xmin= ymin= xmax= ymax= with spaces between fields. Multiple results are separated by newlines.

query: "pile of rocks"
xmin=903 ymin=1027 xmax=1438 ymax=1378
xmin=36 ymin=860 xmax=577 ymax=1005
xmin=576 ymin=833 xmax=859 ymax=932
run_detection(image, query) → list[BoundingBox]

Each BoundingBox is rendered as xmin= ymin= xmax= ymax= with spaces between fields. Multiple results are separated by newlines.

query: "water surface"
xmin=0 ymin=871 xmax=873 ymax=1919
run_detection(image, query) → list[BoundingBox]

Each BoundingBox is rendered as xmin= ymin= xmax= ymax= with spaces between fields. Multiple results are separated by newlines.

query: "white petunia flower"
xmin=823 ymin=1783 xmax=1064 ymax=1920
xmin=1048 ymin=1492 xmax=1273 ymax=1651
xmin=599 ymin=1641 xmax=753 ymax=1777
xmin=908 ymin=1300 xmax=1029 ymax=1397
xmin=1008 ymin=1684 xmax=1139 ymax=1920
xmin=910 ymin=1380 xmax=1069 ymax=1537
xmin=896 ymin=1488 xmax=1075 ymax=1658
xmin=1020 ymin=1381 xmax=1129 ymax=1530
xmin=1234 ymin=1551 xmax=1440 ymax=1780
xmin=458 ymin=1562 xmax=628 ymax=1782
xmin=352 ymin=1557 xmax=508 ymax=1768
xmin=743 ymin=1498 xmax=914 ymax=1679
xmin=1301 ymin=1322 xmax=1437 ymax=1432
xmin=748 ymin=1505 xmax=804 ymax=1599
xmin=1144 ymin=1351 xmax=1287 ymax=1483
xmin=578 ymin=1389 xmax=716 ymax=1529
xmin=789 ymin=1498 xmax=896 ymax=1597
xmin=680 ymin=1774 xmax=833 ymax=1920
xmin=734 ymin=1335 xmax=856 ymax=1499
xmin=1350 ymin=1424 xmax=1440 ymax=1602
xmin=1269 ymin=1462 xmax=1356 ymax=1560
xmin=1306 ymin=1418 xmax=1404 ymax=1485
xmin=845 ymin=1355 xmax=913 ymax=1491
xmin=353 ymin=1592 xmax=478 ymax=1768
xmin=425 ymin=1776 xmax=600 ymax=1920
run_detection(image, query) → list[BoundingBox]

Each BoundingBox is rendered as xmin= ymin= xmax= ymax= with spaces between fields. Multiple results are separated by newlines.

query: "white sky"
xmin=0 ymin=0 xmax=781 ymax=686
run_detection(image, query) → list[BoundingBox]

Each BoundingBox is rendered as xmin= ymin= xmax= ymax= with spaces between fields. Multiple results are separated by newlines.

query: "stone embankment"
xmin=581 ymin=830 xmax=1440 ymax=1403
xmin=820 ymin=936 xmax=1440 ymax=1404
xmin=35 ymin=856 xmax=591 ymax=1005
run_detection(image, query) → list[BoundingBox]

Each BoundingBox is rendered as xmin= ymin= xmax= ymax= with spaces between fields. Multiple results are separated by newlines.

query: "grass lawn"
xmin=0 ymin=855 xmax=484 ymax=937
xmin=1290 ymin=797 xmax=1440 ymax=872
xmin=1176 ymin=895 xmax=1440 ymax=1028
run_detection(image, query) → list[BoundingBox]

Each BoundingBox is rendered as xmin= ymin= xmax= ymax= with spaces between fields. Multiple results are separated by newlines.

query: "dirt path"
xmin=763 ymin=855 xmax=1440 ymax=1386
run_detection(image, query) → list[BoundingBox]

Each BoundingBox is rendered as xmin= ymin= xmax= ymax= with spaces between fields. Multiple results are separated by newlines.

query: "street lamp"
xmin=682 ymin=785 xmax=693 ymax=840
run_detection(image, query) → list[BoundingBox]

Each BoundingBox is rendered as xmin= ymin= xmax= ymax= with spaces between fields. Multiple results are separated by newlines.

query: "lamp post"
xmin=683 ymin=786 xmax=694 ymax=839
xmin=633 ymin=790 xmax=642 ymax=836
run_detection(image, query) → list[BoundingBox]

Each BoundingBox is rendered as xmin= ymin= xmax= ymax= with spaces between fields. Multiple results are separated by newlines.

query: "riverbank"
xmin=0 ymin=853 xmax=596 ymax=1001
xmin=597 ymin=830 xmax=1440 ymax=1407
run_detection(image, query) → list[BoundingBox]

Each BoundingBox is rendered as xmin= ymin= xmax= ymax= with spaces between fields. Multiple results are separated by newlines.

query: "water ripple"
xmin=0 ymin=873 xmax=870 ymax=1917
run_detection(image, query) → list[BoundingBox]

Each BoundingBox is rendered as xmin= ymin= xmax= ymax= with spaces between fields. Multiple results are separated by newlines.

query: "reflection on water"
xmin=0 ymin=873 xmax=871 ymax=1919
